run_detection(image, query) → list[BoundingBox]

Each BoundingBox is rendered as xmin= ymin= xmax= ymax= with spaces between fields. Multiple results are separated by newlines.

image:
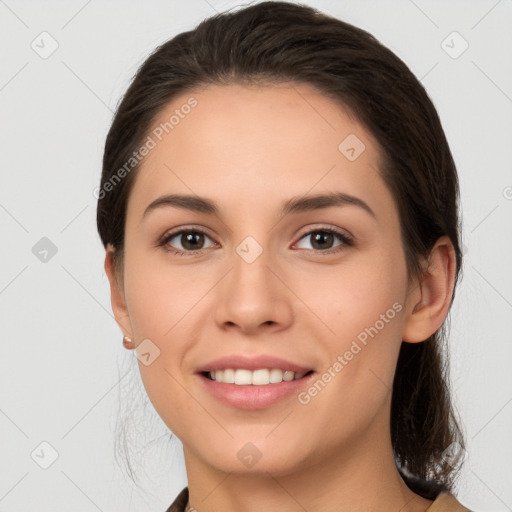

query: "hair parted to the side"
xmin=96 ymin=0 xmax=465 ymax=498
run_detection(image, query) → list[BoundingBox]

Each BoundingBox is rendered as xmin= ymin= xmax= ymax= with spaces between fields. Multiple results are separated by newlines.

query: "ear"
xmin=104 ymin=244 xmax=133 ymax=339
xmin=402 ymin=236 xmax=457 ymax=343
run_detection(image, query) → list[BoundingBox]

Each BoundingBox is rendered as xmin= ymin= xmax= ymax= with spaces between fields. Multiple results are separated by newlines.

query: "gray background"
xmin=0 ymin=0 xmax=511 ymax=510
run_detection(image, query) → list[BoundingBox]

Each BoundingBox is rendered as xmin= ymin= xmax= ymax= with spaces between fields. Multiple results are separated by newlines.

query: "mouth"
xmin=196 ymin=368 xmax=316 ymax=410
xmin=195 ymin=354 xmax=316 ymax=409
xmin=201 ymin=368 xmax=315 ymax=385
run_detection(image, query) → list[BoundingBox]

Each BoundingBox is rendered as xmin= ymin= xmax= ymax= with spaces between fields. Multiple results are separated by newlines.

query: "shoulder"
xmin=165 ymin=487 xmax=189 ymax=512
xmin=427 ymin=491 xmax=473 ymax=512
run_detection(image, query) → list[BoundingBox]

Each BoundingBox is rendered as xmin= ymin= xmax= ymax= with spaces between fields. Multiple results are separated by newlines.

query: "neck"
xmin=182 ymin=406 xmax=433 ymax=512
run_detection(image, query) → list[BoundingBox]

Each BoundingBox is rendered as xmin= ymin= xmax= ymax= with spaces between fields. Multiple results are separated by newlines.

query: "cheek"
xmin=123 ymin=245 xmax=211 ymax=339
xmin=121 ymin=248 xmax=217 ymax=423
xmin=297 ymin=248 xmax=406 ymax=342
xmin=293 ymin=247 xmax=407 ymax=398
xmin=122 ymin=276 xmax=195 ymax=432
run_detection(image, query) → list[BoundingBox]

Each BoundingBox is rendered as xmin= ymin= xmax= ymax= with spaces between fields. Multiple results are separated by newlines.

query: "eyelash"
xmin=158 ymin=226 xmax=354 ymax=257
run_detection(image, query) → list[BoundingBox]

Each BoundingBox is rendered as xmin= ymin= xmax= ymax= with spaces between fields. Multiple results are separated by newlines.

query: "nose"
xmin=213 ymin=245 xmax=294 ymax=335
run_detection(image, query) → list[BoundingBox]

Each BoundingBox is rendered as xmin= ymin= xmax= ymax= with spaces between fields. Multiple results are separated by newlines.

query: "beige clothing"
xmin=165 ymin=487 xmax=473 ymax=511
xmin=426 ymin=491 xmax=473 ymax=511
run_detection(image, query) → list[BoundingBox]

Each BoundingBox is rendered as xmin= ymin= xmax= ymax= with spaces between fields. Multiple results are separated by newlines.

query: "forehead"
xmin=127 ymin=82 xmax=394 ymax=222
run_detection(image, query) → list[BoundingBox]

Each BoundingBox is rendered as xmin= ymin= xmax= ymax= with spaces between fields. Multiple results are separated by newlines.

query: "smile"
xmin=204 ymin=368 xmax=313 ymax=385
xmin=197 ymin=370 xmax=316 ymax=410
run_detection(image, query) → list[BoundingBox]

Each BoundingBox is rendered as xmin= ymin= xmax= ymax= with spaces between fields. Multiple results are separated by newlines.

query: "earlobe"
xmin=402 ymin=236 xmax=456 ymax=343
xmin=104 ymin=245 xmax=133 ymax=339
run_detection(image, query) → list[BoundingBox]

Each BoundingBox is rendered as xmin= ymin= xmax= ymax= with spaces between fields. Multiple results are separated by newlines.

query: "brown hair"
xmin=97 ymin=0 xmax=465 ymax=498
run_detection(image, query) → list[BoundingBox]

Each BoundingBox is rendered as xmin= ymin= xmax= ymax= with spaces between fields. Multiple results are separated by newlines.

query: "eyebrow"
xmin=142 ymin=192 xmax=376 ymax=220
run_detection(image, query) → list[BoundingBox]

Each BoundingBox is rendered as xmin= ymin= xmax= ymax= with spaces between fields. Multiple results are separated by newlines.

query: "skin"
xmin=105 ymin=82 xmax=456 ymax=512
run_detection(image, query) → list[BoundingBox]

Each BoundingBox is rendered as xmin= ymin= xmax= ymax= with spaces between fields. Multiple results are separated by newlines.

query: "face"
xmin=116 ymin=82 xmax=416 ymax=477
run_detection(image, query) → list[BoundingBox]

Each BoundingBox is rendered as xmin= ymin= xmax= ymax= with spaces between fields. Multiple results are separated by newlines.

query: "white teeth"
xmin=282 ymin=370 xmax=295 ymax=381
xmin=234 ymin=369 xmax=252 ymax=385
xmin=222 ymin=368 xmax=235 ymax=383
xmin=251 ymin=369 xmax=269 ymax=385
xmin=269 ymin=369 xmax=284 ymax=383
xmin=208 ymin=368 xmax=309 ymax=385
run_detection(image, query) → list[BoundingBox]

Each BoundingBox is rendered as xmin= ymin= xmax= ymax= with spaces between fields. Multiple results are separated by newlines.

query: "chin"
xmin=194 ymin=439 xmax=314 ymax=478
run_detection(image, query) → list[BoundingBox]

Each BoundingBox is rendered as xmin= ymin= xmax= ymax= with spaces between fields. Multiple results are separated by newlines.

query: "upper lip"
xmin=196 ymin=354 xmax=313 ymax=374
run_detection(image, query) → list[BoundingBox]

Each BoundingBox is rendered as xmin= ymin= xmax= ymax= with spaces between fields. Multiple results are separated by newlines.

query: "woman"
xmin=97 ymin=2 xmax=472 ymax=510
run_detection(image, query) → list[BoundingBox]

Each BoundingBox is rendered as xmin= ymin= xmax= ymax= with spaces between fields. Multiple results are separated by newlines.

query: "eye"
xmin=159 ymin=228 xmax=217 ymax=255
xmin=294 ymin=228 xmax=353 ymax=254
xmin=158 ymin=226 xmax=353 ymax=256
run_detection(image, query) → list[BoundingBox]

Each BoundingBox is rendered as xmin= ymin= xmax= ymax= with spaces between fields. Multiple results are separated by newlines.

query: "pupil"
xmin=182 ymin=232 xmax=203 ymax=250
xmin=312 ymin=232 xmax=333 ymax=250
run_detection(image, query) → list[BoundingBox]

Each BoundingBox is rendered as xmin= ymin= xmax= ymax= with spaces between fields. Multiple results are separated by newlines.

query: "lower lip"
xmin=196 ymin=372 xmax=315 ymax=410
